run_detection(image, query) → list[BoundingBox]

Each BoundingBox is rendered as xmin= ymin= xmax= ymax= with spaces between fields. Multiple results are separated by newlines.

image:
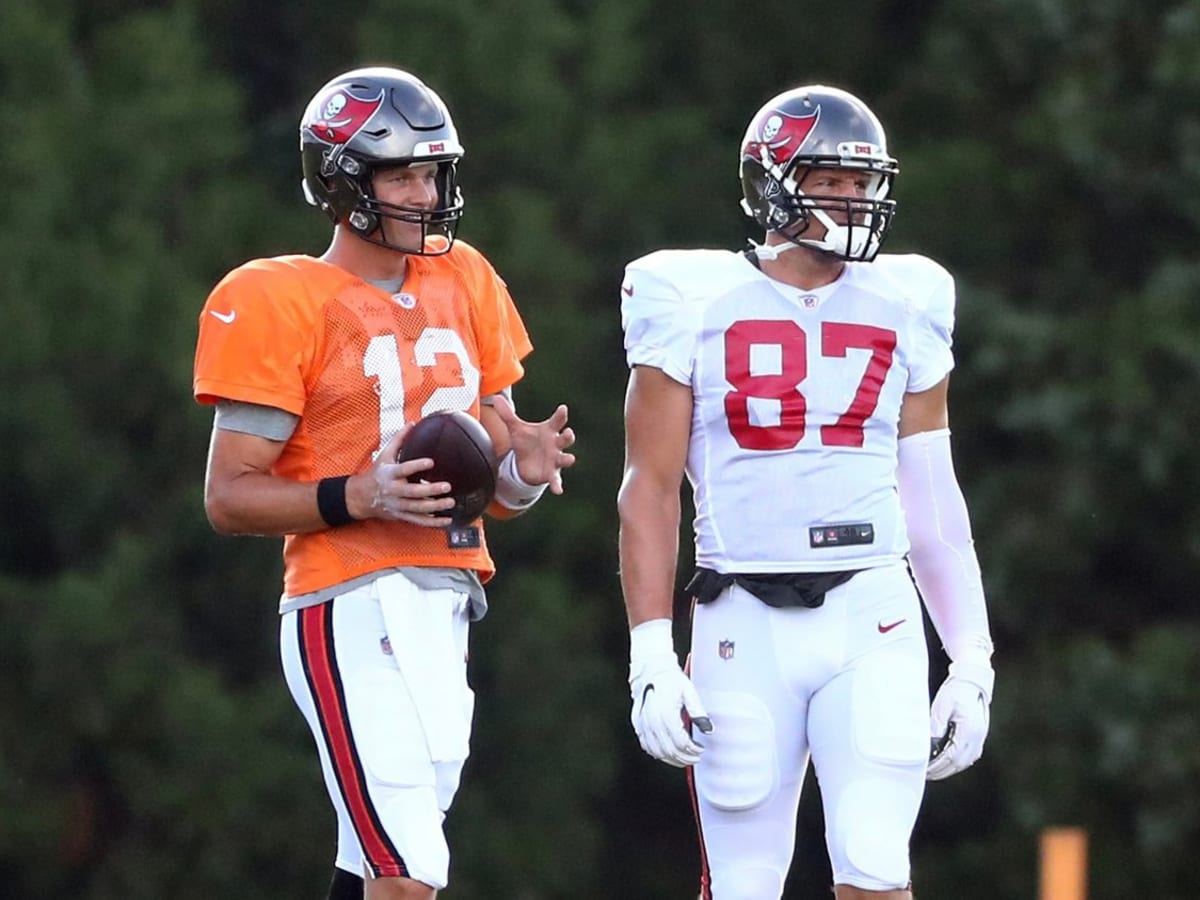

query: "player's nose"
xmin=413 ymin=178 xmax=438 ymax=208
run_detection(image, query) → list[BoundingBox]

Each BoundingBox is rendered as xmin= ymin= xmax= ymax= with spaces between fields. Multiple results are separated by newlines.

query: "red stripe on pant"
xmin=297 ymin=603 xmax=409 ymax=879
xmin=687 ymin=760 xmax=713 ymax=900
xmin=684 ymin=643 xmax=712 ymax=900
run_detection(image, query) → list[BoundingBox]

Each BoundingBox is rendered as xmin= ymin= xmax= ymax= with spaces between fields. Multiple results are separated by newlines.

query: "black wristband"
xmin=317 ymin=475 xmax=355 ymax=527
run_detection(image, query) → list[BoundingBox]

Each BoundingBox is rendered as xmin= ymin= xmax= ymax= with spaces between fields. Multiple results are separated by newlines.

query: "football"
xmin=395 ymin=410 xmax=497 ymax=527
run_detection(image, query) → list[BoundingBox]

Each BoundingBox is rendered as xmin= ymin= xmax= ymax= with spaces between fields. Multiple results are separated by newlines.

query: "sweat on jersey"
xmin=621 ymin=248 xmax=955 ymax=574
xmin=193 ymin=242 xmax=532 ymax=599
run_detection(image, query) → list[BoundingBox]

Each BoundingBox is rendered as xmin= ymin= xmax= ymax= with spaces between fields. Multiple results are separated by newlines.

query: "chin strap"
xmin=748 ymin=239 xmax=807 ymax=261
xmin=752 ymin=202 xmax=881 ymax=262
xmin=750 ymin=225 xmax=873 ymax=263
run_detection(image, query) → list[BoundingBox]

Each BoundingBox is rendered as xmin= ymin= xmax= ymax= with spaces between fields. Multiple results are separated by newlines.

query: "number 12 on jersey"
xmin=724 ymin=319 xmax=897 ymax=451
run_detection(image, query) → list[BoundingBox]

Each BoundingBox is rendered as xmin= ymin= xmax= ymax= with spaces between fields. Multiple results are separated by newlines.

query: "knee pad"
xmin=694 ymin=691 xmax=778 ymax=811
xmin=828 ymin=778 xmax=920 ymax=891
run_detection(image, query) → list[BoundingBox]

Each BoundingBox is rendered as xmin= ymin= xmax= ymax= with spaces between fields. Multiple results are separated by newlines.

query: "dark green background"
xmin=2 ymin=1 xmax=1198 ymax=897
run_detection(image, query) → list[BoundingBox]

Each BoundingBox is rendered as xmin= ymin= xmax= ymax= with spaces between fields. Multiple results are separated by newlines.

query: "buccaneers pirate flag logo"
xmin=306 ymin=86 xmax=386 ymax=146
xmin=743 ymin=107 xmax=820 ymax=169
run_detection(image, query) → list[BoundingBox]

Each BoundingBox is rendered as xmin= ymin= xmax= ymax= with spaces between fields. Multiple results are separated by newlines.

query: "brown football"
xmin=396 ymin=410 xmax=496 ymax=526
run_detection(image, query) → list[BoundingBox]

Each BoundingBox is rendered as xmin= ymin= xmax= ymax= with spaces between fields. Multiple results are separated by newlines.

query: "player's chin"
xmin=379 ymin=221 xmax=427 ymax=253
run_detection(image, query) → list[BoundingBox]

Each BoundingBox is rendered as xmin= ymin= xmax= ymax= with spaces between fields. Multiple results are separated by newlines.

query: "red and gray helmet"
xmin=739 ymin=85 xmax=898 ymax=262
xmin=300 ymin=67 xmax=465 ymax=254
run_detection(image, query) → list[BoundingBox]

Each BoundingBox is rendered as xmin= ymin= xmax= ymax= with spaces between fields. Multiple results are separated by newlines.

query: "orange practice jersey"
xmin=193 ymin=243 xmax=532 ymax=597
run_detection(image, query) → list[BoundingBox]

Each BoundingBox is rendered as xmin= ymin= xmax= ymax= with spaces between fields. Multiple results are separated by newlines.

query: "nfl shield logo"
xmin=718 ymin=639 xmax=735 ymax=660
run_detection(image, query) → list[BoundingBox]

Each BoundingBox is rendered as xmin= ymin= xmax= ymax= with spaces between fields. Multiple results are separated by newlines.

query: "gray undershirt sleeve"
xmin=480 ymin=386 xmax=513 ymax=407
xmin=213 ymin=400 xmax=300 ymax=442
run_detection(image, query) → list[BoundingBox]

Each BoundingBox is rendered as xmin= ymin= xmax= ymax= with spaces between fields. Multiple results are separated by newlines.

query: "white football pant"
xmin=689 ymin=562 xmax=929 ymax=897
xmin=280 ymin=572 xmax=474 ymax=889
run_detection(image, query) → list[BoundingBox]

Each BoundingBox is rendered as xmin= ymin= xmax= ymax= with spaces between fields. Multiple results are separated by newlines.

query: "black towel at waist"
xmin=685 ymin=567 xmax=861 ymax=609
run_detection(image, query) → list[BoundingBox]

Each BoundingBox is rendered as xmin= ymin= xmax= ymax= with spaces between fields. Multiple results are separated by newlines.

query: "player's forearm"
xmin=206 ymin=471 xmax=344 ymax=536
xmin=897 ymin=429 xmax=993 ymax=663
xmin=617 ymin=480 xmax=681 ymax=627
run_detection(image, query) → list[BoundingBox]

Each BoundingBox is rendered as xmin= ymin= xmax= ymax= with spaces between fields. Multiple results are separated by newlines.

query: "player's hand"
xmin=628 ymin=619 xmax=710 ymax=767
xmin=489 ymin=395 xmax=576 ymax=493
xmin=352 ymin=428 xmax=456 ymax=526
xmin=927 ymin=660 xmax=994 ymax=780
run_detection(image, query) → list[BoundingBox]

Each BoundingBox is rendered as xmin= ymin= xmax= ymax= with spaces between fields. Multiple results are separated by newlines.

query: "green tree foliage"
xmin=0 ymin=4 xmax=327 ymax=897
xmin=1 ymin=0 xmax=1198 ymax=897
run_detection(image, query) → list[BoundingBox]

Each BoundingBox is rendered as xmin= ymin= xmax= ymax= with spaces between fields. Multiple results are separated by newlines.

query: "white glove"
xmin=927 ymin=660 xmax=994 ymax=781
xmin=628 ymin=619 xmax=711 ymax=767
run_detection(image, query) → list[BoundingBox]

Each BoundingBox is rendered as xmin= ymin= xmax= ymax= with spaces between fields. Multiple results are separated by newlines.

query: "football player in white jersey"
xmin=617 ymin=85 xmax=995 ymax=900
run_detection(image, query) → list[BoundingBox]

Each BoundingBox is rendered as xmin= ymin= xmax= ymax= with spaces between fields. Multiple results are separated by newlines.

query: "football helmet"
xmin=739 ymin=85 xmax=898 ymax=262
xmin=300 ymin=67 xmax=464 ymax=254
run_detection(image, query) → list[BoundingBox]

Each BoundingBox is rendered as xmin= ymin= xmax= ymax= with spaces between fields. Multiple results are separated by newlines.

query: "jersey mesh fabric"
xmin=194 ymin=245 xmax=532 ymax=597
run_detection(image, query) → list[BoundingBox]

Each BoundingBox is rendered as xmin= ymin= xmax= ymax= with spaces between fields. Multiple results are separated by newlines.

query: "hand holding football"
xmin=396 ymin=410 xmax=496 ymax=527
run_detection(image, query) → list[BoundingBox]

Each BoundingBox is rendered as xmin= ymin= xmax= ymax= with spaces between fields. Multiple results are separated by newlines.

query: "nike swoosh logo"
xmin=209 ymin=309 xmax=236 ymax=324
xmin=621 ymin=284 xmax=634 ymax=297
xmin=878 ymin=618 xmax=907 ymax=633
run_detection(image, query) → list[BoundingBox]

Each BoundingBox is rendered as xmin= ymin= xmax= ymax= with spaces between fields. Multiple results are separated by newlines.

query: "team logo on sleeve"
xmin=743 ymin=107 xmax=820 ymax=168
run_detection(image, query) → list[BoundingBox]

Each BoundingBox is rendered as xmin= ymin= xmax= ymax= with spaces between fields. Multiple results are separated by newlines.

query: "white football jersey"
xmin=622 ymin=248 xmax=955 ymax=573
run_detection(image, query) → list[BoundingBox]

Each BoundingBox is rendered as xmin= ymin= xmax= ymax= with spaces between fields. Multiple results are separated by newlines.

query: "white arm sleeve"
xmin=897 ymin=428 xmax=993 ymax=670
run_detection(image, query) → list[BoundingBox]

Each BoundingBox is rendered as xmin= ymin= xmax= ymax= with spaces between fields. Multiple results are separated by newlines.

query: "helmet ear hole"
xmin=348 ymin=210 xmax=376 ymax=234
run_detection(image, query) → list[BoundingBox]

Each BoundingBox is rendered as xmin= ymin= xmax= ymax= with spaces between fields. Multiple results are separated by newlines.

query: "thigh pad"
xmin=694 ymin=691 xmax=778 ymax=811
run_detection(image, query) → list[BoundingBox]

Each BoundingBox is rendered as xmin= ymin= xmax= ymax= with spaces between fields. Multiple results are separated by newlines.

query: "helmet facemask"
xmin=767 ymin=154 xmax=896 ymax=262
xmin=306 ymin=153 xmax=464 ymax=255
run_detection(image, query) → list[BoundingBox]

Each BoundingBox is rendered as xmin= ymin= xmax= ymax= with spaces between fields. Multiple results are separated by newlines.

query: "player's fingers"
xmin=640 ymin=696 xmax=687 ymax=763
xmin=373 ymin=489 xmax=453 ymax=515
xmin=926 ymin=724 xmax=963 ymax=780
xmin=647 ymin=721 xmax=697 ymax=768
xmin=660 ymin=718 xmax=703 ymax=763
xmin=548 ymin=404 xmax=569 ymax=429
xmin=405 ymin=492 xmax=456 ymax=513
xmin=393 ymin=456 xmax=440 ymax=480
xmin=926 ymin=758 xmax=953 ymax=780
xmin=665 ymin=735 xmax=703 ymax=766
xmin=379 ymin=426 xmax=409 ymax=461
xmin=929 ymin=704 xmax=952 ymax=740
xmin=680 ymin=680 xmax=710 ymax=723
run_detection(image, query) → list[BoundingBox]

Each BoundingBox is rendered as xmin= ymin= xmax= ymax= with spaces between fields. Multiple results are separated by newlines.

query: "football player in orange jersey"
xmin=193 ymin=67 xmax=575 ymax=900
